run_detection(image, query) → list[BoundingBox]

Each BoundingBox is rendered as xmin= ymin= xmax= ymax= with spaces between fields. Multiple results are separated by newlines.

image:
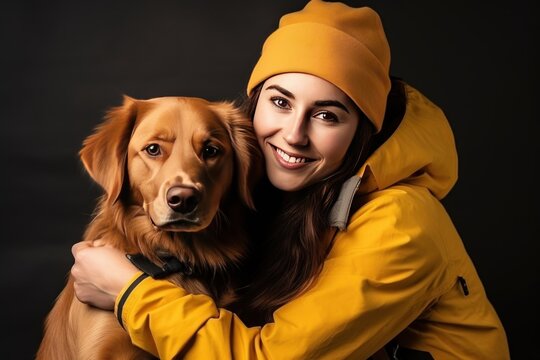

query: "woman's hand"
xmin=71 ymin=240 xmax=138 ymax=310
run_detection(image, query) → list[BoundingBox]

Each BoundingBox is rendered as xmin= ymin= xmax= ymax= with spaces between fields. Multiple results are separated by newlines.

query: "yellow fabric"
xmin=357 ymin=84 xmax=458 ymax=199
xmin=246 ymin=0 xmax=390 ymax=132
xmin=116 ymin=85 xmax=510 ymax=359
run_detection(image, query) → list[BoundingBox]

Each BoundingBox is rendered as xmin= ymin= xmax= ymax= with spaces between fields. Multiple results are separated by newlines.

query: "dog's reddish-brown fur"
xmin=36 ymin=96 xmax=260 ymax=359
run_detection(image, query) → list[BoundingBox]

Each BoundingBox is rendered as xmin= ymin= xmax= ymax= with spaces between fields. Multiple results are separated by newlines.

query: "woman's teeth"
xmin=276 ymin=147 xmax=307 ymax=163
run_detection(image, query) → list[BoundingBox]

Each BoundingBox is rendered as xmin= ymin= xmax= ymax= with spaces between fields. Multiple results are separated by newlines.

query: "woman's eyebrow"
xmin=264 ymin=84 xmax=350 ymax=113
xmin=314 ymin=100 xmax=350 ymax=113
xmin=265 ymin=84 xmax=295 ymax=99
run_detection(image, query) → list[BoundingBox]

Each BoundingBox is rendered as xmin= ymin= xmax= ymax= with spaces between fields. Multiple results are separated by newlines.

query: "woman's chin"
xmin=267 ymin=174 xmax=308 ymax=192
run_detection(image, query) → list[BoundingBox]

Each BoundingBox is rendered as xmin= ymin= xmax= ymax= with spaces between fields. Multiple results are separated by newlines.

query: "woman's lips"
xmin=270 ymin=144 xmax=315 ymax=170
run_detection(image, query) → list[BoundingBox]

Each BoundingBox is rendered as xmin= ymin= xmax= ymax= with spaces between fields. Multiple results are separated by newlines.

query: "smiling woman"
xmin=67 ymin=1 xmax=510 ymax=359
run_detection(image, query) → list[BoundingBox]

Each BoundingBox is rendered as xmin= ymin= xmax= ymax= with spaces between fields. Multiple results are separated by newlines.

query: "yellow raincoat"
xmin=115 ymin=85 xmax=510 ymax=359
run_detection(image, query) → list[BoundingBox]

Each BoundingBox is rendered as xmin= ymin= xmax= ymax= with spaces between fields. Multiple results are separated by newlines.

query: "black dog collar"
xmin=126 ymin=253 xmax=194 ymax=279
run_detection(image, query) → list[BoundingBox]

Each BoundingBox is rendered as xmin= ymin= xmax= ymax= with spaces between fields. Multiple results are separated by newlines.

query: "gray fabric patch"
xmin=329 ymin=175 xmax=362 ymax=231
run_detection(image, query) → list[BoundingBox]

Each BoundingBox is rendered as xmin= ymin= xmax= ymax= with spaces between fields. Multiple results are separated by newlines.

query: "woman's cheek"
xmin=253 ymin=104 xmax=275 ymax=144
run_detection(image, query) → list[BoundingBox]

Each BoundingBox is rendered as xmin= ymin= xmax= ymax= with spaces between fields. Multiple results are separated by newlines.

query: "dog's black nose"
xmin=166 ymin=186 xmax=200 ymax=214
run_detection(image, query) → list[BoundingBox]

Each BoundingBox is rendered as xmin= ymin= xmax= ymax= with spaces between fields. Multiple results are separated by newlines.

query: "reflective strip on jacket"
xmin=114 ymin=85 xmax=510 ymax=359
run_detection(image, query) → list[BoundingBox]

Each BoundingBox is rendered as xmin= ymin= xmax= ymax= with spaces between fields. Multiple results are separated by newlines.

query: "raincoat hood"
xmin=330 ymin=84 xmax=458 ymax=230
xmin=357 ymin=84 xmax=458 ymax=198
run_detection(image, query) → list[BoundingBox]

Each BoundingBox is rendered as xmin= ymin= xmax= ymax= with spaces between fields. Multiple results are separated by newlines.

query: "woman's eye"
xmin=144 ymin=143 xmax=161 ymax=156
xmin=271 ymin=97 xmax=290 ymax=109
xmin=314 ymin=111 xmax=338 ymax=123
xmin=202 ymin=145 xmax=220 ymax=159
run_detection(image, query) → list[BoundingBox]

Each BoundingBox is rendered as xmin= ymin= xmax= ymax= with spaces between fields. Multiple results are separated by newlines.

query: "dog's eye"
xmin=145 ymin=144 xmax=161 ymax=156
xmin=202 ymin=145 xmax=220 ymax=159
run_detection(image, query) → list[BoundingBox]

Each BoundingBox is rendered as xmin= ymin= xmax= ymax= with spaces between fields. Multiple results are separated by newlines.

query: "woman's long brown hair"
xmin=236 ymin=77 xmax=407 ymax=325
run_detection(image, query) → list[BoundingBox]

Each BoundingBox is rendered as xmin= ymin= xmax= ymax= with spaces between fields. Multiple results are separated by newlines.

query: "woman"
xmin=71 ymin=1 xmax=510 ymax=358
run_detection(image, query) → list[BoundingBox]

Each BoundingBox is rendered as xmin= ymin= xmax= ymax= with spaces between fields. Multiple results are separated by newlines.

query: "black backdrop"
xmin=2 ymin=1 xmax=538 ymax=359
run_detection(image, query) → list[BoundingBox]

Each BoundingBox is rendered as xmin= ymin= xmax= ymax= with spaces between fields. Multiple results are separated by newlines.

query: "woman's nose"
xmin=284 ymin=115 xmax=309 ymax=146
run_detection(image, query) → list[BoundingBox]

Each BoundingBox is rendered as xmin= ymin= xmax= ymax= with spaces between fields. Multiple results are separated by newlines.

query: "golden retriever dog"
xmin=36 ymin=96 xmax=260 ymax=359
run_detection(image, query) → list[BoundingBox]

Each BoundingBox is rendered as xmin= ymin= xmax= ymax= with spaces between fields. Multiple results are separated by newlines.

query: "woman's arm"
xmin=73 ymin=190 xmax=450 ymax=360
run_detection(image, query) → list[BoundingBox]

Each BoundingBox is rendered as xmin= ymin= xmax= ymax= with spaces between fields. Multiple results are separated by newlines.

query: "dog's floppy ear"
xmin=213 ymin=102 xmax=262 ymax=210
xmin=79 ymin=95 xmax=139 ymax=205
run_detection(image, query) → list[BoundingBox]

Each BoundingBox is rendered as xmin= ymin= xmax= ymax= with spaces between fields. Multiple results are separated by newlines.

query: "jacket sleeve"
xmin=115 ymin=187 xmax=453 ymax=360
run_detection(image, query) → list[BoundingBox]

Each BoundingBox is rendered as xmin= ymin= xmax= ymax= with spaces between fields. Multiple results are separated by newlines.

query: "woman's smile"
xmin=270 ymin=143 xmax=315 ymax=169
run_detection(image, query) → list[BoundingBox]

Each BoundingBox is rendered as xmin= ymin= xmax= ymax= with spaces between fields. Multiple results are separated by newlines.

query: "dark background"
xmin=2 ymin=1 xmax=538 ymax=359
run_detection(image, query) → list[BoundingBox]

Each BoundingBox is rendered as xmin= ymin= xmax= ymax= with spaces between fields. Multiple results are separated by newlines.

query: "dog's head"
xmin=80 ymin=96 xmax=259 ymax=233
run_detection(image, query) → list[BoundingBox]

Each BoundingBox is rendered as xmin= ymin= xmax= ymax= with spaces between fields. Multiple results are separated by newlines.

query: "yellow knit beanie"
xmin=247 ymin=0 xmax=391 ymax=132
